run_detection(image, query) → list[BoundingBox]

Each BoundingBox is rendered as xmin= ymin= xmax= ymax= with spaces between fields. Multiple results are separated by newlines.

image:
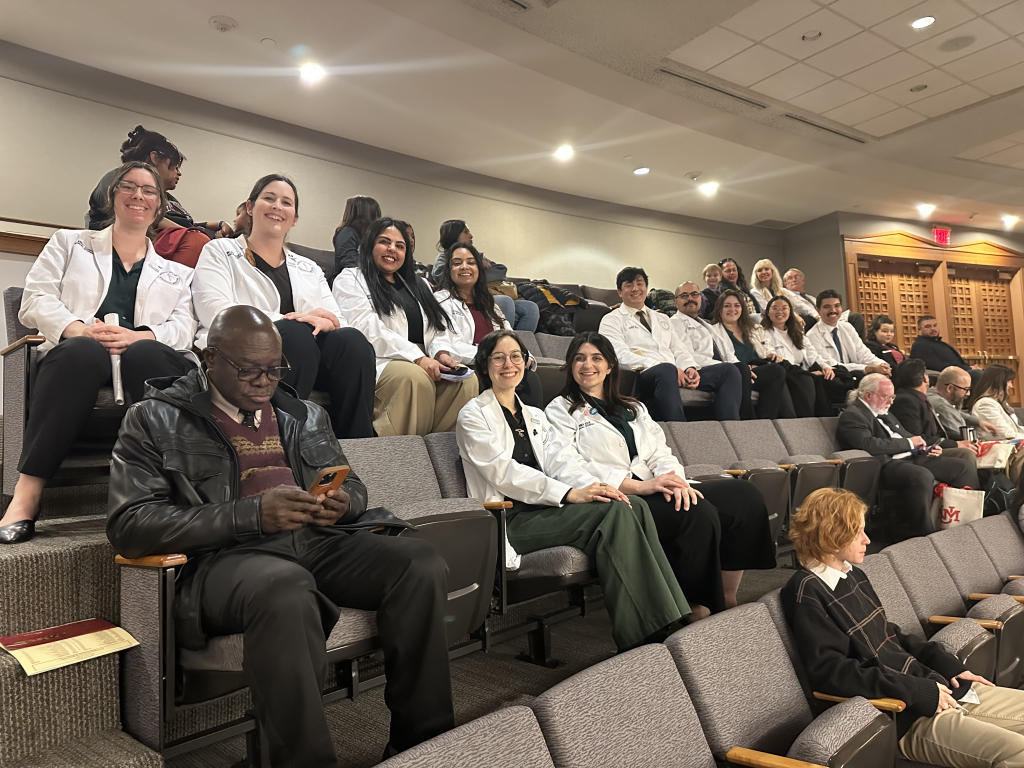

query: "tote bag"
xmin=931 ymin=483 xmax=985 ymax=530
xmin=977 ymin=441 xmax=1015 ymax=470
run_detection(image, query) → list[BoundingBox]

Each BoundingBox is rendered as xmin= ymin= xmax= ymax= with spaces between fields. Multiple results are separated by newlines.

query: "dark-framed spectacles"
xmin=489 ymin=351 xmax=525 ymax=366
xmin=114 ymin=180 xmax=160 ymax=199
xmin=951 ymin=383 xmax=971 ymax=394
xmin=211 ymin=348 xmax=291 ymax=382
xmin=675 ymin=291 xmax=701 ymax=299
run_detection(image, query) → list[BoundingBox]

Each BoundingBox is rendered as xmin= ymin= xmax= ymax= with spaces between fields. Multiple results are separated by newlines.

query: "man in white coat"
xmin=598 ymin=267 xmax=741 ymax=422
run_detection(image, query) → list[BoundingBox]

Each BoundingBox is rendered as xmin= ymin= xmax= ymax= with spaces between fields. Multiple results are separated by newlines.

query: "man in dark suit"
xmin=890 ymin=358 xmax=981 ymax=459
xmin=837 ymin=373 xmax=978 ymax=539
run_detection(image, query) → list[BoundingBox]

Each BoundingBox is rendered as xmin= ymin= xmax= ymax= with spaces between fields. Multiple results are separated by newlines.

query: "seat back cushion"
xmin=380 ymin=706 xmax=555 ymax=768
xmin=818 ymin=417 xmax=840 ymax=447
xmin=665 ymin=602 xmax=813 ymax=760
xmin=535 ymin=333 xmax=571 ymax=363
xmin=723 ymin=421 xmax=790 ymax=463
xmin=517 ymin=331 xmax=543 ymax=359
xmin=969 ymin=512 xmax=1024 ymax=581
xmin=581 ymin=286 xmax=620 ymax=306
xmin=533 ymin=644 xmax=715 ymax=768
xmin=664 ymin=422 xmax=739 ymax=469
xmin=339 ymin=436 xmax=442 ymax=514
xmin=858 ymin=555 xmax=925 ymax=639
xmin=423 ymin=432 xmax=468 ymax=498
xmin=929 ymin=525 xmax=1004 ymax=599
xmin=882 ymin=538 xmax=966 ymax=623
xmin=4 ymin=286 xmax=35 ymax=342
xmin=773 ymin=418 xmax=838 ymax=459
xmin=757 ymin=589 xmax=812 ymax=698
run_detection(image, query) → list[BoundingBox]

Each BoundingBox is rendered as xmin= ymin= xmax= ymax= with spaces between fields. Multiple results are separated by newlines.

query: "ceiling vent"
xmin=751 ymin=219 xmax=796 ymax=230
xmin=783 ymin=114 xmax=866 ymax=144
xmin=657 ymin=69 xmax=768 ymax=109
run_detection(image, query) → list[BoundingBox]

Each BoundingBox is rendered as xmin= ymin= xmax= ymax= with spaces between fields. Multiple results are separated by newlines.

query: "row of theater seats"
xmin=114 ymin=417 xmax=882 ymax=759
xmin=379 ymin=510 xmax=1024 ymax=768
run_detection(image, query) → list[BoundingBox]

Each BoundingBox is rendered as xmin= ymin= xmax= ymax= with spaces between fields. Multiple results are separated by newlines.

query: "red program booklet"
xmin=0 ymin=618 xmax=138 ymax=676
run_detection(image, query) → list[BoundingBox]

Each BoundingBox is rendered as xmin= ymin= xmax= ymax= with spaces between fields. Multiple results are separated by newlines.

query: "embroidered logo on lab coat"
xmin=157 ymin=272 xmax=181 ymax=286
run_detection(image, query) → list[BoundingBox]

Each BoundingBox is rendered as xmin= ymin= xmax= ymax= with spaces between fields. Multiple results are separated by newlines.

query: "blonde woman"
xmin=751 ymin=258 xmax=784 ymax=314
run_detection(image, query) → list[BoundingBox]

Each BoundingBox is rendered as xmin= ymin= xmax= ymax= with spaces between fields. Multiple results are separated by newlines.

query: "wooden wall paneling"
xmin=945 ymin=267 xmax=979 ymax=357
xmin=854 ymin=260 xmax=892 ymax=327
xmin=892 ymin=263 xmax=936 ymax=353
xmin=931 ymin=260 xmax=951 ymax=343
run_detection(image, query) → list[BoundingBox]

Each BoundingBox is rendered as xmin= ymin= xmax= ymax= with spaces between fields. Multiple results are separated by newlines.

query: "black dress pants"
xmin=636 ymin=362 xmax=741 ymax=422
xmin=880 ymin=453 xmax=978 ymax=538
xmin=18 ymin=336 xmax=194 ymax=479
xmin=736 ymin=362 xmax=792 ymax=419
xmin=199 ymin=527 xmax=454 ymax=767
xmin=699 ymin=479 xmax=777 ymax=571
xmin=784 ymin=367 xmax=834 ymax=418
xmin=275 ymin=320 xmax=375 ymax=439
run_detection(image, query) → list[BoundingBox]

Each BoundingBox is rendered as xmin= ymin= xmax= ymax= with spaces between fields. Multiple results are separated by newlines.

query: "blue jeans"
xmin=494 ymin=295 xmax=540 ymax=333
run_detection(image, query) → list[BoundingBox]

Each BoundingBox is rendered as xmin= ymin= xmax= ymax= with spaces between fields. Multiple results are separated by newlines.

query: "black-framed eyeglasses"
xmin=114 ymin=180 xmax=160 ymax=199
xmin=211 ymin=348 xmax=291 ymax=382
xmin=675 ymin=291 xmax=701 ymax=299
xmin=951 ymin=383 xmax=971 ymax=394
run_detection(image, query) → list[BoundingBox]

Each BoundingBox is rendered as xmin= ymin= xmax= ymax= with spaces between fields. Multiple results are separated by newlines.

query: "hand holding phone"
xmin=307 ymin=465 xmax=350 ymax=496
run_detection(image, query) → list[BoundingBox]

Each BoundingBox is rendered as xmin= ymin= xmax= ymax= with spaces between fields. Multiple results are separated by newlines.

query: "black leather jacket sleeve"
xmin=106 ymin=405 xmax=264 ymax=559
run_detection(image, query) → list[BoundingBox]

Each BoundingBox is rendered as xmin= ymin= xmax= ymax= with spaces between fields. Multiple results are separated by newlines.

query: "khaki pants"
xmin=374 ymin=360 xmax=479 ymax=437
xmin=900 ymin=683 xmax=1024 ymax=767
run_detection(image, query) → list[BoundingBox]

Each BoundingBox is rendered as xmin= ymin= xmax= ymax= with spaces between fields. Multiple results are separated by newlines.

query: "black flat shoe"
xmin=0 ymin=520 xmax=35 ymax=544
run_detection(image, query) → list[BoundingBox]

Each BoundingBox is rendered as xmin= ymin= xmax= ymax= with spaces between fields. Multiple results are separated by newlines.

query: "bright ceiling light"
xmin=912 ymin=16 xmax=936 ymax=29
xmin=633 ymin=167 xmax=650 ymax=175
xmin=698 ymin=181 xmax=719 ymax=196
xmin=300 ymin=63 xmax=326 ymax=83
xmin=1004 ymin=215 xmax=1019 ymax=228
xmin=554 ymin=145 xmax=574 ymax=161
xmin=917 ymin=203 xmax=936 ymax=216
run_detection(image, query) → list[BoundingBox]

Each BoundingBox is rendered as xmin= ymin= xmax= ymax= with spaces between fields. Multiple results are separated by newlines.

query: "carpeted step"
xmin=6 ymin=729 xmax=160 ymax=767
xmin=0 ymin=651 xmax=120 ymax=764
xmin=1 ymin=482 xmax=110 ymax=521
xmin=0 ymin=515 xmax=119 ymax=636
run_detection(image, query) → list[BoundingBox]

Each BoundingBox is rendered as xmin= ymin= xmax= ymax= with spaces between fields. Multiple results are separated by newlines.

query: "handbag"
xmin=931 ymin=483 xmax=985 ymax=530
xmin=977 ymin=441 xmax=1015 ymax=470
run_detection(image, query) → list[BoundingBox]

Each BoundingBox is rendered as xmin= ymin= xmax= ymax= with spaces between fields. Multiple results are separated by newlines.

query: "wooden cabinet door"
xmin=856 ymin=260 xmax=936 ymax=352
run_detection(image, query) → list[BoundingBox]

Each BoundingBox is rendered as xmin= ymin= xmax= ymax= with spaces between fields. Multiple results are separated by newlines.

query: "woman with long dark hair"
xmin=332 ymin=195 xmax=381 ymax=278
xmin=193 ymin=174 xmax=377 ymax=439
xmin=967 ymin=365 xmax=1024 ymax=441
xmin=87 ymin=126 xmax=232 ymax=266
xmin=761 ymin=295 xmax=834 ymax=417
xmin=457 ymin=329 xmax=689 ymax=647
xmin=718 ymin=258 xmax=759 ymax=317
xmin=433 ymin=241 xmax=542 ymax=406
xmin=546 ymin=332 xmax=776 ymax=613
xmin=334 ymin=217 xmax=478 ymax=436
xmin=865 ymin=314 xmax=906 ymax=369
xmin=1 ymin=162 xmax=197 ymax=544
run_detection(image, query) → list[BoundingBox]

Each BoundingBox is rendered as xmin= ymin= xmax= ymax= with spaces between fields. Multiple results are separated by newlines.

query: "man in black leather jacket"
xmin=107 ymin=306 xmax=454 ymax=766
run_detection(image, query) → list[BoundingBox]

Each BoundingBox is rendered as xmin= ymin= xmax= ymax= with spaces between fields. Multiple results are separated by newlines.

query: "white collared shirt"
xmin=871 ymin=405 xmax=912 ymax=459
xmin=809 ymin=560 xmax=852 ymax=591
xmin=209 ymin=382 xmax=263 ymax=429
xmin=805 ymin=319 xmax=885 ymax=372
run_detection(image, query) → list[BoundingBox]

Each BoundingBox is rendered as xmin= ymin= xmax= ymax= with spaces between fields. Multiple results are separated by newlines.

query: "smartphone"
xmin=307 ymin=465 xmax=350 ymax=496
xmin=919 ymin=438 xmax=943 ymax=454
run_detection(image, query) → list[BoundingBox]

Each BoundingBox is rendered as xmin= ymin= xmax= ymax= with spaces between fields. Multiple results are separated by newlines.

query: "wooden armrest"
xmin=778 ymin=463 xmax=796 ymax=470
xmin=813 ymin=691 xmax=905 ymax=713
xmin=483 ymin=501 xmax=513 ymax=511
xmin=826 ymin=459 xmax=844 ymax=465
xmin=1009 ymin=576 xmax=1024 ymax=580
xmin=1 ymin=334 xmax=45 ymax=356
xmin=725 ymin=746 xmax=826 ymax=768
xmin=930 ymin=615 xmax=1003 ymax=630
xmin=724 ymin=469 xmax=747 ymax=476
xmin=115 ymin=554 xmax=187 ymax=568
xmin=969 ymin=593 xmax=1024 ymax=604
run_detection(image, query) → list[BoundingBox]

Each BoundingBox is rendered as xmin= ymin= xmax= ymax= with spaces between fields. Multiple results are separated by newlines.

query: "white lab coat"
xmin=20 ymin=227 xmax=196 ymax=354
xmin=432 ymin=289 xmax=510 ymax=364
xmin=805 ymin=320 xmax=884 ymax=372
xmin=670 ymin=313 xmax=737 ymax=367
xmin=599 ymin=305 xmax=697 ymax=372
xmin=545 ymin=396 xmax=687 ymax=489
xmin=708 ymin=322 xmax=772 ymax=361
xmin=192 ymin=235 xmax=341 ymax=349
xmin=971 ymin=397 xmax=1024 ymax=440
xmin=333 ymin=267 xmax=454 ymax=381
xmin=764 ymin=326 xmax=828 ymax=371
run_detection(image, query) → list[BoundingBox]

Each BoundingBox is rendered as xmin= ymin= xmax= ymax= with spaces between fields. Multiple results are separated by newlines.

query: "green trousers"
xmin=506 ymin=496 xmax=689 ymax=650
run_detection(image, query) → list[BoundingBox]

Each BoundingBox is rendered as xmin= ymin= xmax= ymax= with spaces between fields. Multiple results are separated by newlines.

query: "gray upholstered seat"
xmin=532 ymin=644 xmax=715 ymax=768
xmin=379 ymin=706 xmax=555 ymax=768
xmin=535 ymin=333 xmax=571 ymax=363
xmin=773 ymin=418 xmax=840 ymax=459
xmin=517 ymin=331 xmax=563 ymax=367
xmin=968 ymin=512 xmax=1024 ymax=582
xmin=930 ymin=524 xmax=1017 ymax=600
xmin=662 ymin=422 xmax=740 ymax=469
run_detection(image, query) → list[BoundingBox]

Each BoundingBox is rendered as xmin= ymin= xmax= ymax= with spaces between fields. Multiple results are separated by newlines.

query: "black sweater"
xmin=781 ymin=566 xmax=966 ymax=736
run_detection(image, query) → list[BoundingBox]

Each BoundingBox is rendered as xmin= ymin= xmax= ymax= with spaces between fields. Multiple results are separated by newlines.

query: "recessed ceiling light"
xmin=300 ymin=63 xmax=326 ymax=83
xmin=686 ymin=171 xmax=702 ymax=181
xmin=801 ymin=30 xmax=822 ymax=41
xmin=912 ymin=16 xmax=935 ymax=29
xmin=554 ymin=145 xmax=574 ymax=161
xmin=909 ymin=84 xmax=928 ymax=92
xmin=917 ymin=203 xmax=936 ymax=216
xmin=623 ymin=155 xmax=633 ymax=161
xmin=1004 ymin=215 xmax=1019 ymax=228
xmin=261 ymin=37 xmax=276 ymax=47
xmin=633 ymin=167 xmax=650 ymax=175
xmin=699 ymin=181 xmax=719 ymax=196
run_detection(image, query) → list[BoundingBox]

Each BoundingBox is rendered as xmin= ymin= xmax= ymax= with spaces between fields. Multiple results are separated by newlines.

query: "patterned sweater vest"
xmin=211 ymin=405 xmax=296 ymax=498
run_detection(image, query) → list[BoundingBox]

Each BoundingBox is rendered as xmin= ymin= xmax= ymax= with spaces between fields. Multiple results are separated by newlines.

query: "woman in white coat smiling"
xmin=546 ymin=332 xmax=777 ymax=613
xmin=456 ymin=329 xmax=689 ymax=650
xmin=0 ymin=162 xmax=196 ymax=544
xmin=192 ymin=174 xmax=376 ymax=438
xmin=334 ymin=217 xmax=477 ymax=436
xmin=761 ymin=295 xmax=835 ymax=418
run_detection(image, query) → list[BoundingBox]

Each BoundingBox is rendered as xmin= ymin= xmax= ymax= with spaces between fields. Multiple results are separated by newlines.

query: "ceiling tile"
xmin=1012 ymin=159 xmax=1024 ymax=168
xmin=823 ymin=93 xmax=900 ymax=123
xmin=750 ymin=63 xmax=834 ymax=100
xmin=721 ymin=0 xmax=820 ymax=42
xmin=831 ymin=0 xmax=923 ymax=27
xmin=708 ymin=45 xmax=796 ymax=86
xmin=909 ymin=18 xmax=1008 ymax=65
xmin=666 ymin=27 xmax=754 ymax=71
xmin=876 ymin=67 xmax=962 ymax=103
xmin=805 ymin=32 xmax=900 ymax=76
xmin=973 ymin=59 xmax=1024 ymax=90
xmin=961 ymin=0 xmax=1014 ymax=11
xmin=978 ymin=143 xmax=1024 ymax=163
xmin=1002 ymin=129 xmax=1024 ymax=140
xmin=844 ymin=51 xmax=934 ymax=89
xmin=872 ymin=0 xmax=976 ymax=48
xmin=789 ymin=78 xmax=868 ymax=111
xmin=856 ymin=107 xmax=928 ymax=135
xmin=988 ymin=0 xmax=1024 ymax=35
xmin=909 ymin=82 xmax=988 ymax=114
xmin=956 ymin=138 xmax=1018 ymax=158
xmin=941 ymin=38 xmax=1024 ymax=78
xmin=762 ymin=9 xmax=861 ymax=60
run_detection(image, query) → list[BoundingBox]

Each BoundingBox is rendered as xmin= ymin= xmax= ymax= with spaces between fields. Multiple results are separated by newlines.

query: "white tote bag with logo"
xmin=931 ymin=483 xmax=985 ymax=530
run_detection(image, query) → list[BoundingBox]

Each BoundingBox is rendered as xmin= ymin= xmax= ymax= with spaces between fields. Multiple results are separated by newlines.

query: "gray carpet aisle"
xmin=168 ymin=566 xmax=795 ymax=768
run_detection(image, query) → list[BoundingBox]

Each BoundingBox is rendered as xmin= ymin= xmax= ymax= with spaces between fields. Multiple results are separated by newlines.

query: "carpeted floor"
xmin=169 ymin=564 xmax=796 ymax=768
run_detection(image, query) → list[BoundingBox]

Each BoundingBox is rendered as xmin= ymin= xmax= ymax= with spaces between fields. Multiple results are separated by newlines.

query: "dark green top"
xmin=586 ymin=395 xmax=638 ymax=461
xmin=95 ymin=248 xmax=143 ymax=330
xmin=726 ymin=329 xmax=759 ymax=365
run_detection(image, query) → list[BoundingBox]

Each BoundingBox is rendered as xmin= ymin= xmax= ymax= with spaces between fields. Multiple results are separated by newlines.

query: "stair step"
xmin=0 ymin=515 xmax=119 ymax=636
xmin=6 ymin=729 xmax=160 ymax=768
xmin=0 ymin=651 xmax=120 ymax=764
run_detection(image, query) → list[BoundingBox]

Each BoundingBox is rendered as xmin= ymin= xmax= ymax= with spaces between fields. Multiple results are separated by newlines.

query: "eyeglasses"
xmin=675 ymin=291 xmax=701 ymax=299
xmin=114 ymin=180 xmax=160 ymax=199
xmin=951 ymin=384 xmax=971 ymax=394
xmin=489 ymin=352 xmax=525 ymax=366
xmin=869 ymin=393 xmax=896 ymax=404
xmin=211 ymin=348 xmax=291 ymax=382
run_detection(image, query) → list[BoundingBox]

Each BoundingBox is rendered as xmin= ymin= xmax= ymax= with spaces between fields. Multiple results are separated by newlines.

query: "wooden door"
xmin=855 ymin=260 xmax=936 ymax=352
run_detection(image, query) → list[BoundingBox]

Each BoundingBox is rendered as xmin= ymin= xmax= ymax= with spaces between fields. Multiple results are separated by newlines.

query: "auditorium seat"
xmin=517 ymin=331 xmax=563 ymax=367
xmin=968 ymin=511 xmax=1024 ymax=583
xmin=773 ymin=418 xmax=880 ymax=506
xmin=287 ymin=241 xmax=337 ymax=285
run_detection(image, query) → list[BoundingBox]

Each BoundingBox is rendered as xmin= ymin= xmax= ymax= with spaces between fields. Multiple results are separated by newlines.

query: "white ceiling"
xmin=0 ymin=0 xmax=1023 ymax=231
xmin=958 ymin=128 xmax=1024 ymax=166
